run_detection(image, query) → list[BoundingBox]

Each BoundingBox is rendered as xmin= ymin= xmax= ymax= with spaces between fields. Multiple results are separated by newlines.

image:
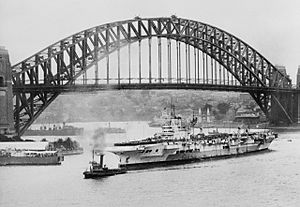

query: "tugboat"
xmin=83 ymin=151 xmax=127 ymax=179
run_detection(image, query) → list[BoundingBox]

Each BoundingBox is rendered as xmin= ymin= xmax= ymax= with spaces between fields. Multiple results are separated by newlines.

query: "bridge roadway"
xmin=13 ymin=83 xmax=299 ymax=94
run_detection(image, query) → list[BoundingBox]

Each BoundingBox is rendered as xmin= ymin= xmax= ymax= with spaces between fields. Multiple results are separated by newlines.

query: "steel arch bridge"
xmin=11 ymin=16 xmax=296 ymax=136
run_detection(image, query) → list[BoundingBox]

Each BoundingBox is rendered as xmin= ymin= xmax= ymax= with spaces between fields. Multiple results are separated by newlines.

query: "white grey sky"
xmin=1 ymin=0 xmax=300 ymax=81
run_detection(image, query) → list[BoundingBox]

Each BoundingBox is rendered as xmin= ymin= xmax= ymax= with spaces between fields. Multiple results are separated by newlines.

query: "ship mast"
xmin=92 ymin=149 xmax=95 ymax=162
xmin=192 ymin=111 xmax=195 ymax=137
xmin=170 ymin=97 xmax=175 ymax=117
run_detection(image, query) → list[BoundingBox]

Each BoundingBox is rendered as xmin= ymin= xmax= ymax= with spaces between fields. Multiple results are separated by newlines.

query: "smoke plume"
xmin=91 ymin=128 xmax=106 ymax=153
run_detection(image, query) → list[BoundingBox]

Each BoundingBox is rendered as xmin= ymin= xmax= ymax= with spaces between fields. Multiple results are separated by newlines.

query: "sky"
xmin=1 ymin=0 xmax=300 ymax=82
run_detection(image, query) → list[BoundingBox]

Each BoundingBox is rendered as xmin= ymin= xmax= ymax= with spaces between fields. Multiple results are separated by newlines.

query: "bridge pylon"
xmin=270 ymin=92 xmax=299 ymax=126
xmin=0 ymin=47 xmax=14 ymax=135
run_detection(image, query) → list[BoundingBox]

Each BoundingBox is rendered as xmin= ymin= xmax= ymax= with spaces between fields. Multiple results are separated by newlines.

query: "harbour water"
xmin=1 ymin=122 xmax=300 ymax=207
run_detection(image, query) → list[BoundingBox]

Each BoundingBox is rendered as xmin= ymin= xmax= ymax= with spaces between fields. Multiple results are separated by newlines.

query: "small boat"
xmin=24 ymin=122 xmax=84 ymax=136
xmin=95 ymin=127 xmax=126 ymax=134
xmin=0 ymin=149 xmax=64 ymax=166
xmin=83 ymin=153 xmax=126 ymax=179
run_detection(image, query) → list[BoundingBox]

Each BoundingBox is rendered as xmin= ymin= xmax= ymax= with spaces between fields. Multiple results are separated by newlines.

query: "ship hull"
xmin=0 ymin=156 xmax=63 ymax=166
xmin=115 ymin=140 xmax=273 ymax=170
xmin=166 ymin=142 xmax=271 ymax=161
xmin=119 ymin=148 xmax=270 ymax=170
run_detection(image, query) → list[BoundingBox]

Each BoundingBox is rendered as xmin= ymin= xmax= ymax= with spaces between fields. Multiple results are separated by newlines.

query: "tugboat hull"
xmin=83 ymin=168 xmax=127 ymax=179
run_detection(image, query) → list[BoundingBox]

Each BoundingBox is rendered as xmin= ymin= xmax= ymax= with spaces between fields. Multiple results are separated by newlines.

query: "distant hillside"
xmin=33 ymin=90 xmax=254 ymax=124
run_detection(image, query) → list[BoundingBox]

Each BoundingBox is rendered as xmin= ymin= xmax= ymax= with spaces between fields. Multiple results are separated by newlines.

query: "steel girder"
xmin=11 ymin=16 xmax=293 ymax=135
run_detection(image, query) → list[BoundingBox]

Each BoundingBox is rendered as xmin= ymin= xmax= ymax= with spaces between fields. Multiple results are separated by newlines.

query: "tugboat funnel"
xmin=99 ymin=154 xmax=104 ymax=168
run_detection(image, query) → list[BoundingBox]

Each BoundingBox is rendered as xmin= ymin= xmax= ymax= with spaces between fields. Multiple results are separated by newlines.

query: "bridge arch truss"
xmin=11 ymin=16 xmax=293 ymax=135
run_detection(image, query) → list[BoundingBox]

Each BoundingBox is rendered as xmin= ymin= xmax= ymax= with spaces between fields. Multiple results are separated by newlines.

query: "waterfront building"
xmin=275 ymin=65 xmax=287 ymax=75
xmin=197 ymin=105 xmax=214 ymax=124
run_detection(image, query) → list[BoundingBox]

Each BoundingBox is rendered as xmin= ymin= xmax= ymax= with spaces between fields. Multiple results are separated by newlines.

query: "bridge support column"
xmin=270 ymin=92 xmax=297 ymax=126
xmin=296 ymin=92 xmax=300 ymax=124
xmin=0 ymin=47 xmax=14 ymax=136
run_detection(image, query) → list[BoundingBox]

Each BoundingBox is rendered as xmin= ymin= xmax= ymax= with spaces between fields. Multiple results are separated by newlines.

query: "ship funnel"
xmin=99 ymin=154 xmax=104 ymax=168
